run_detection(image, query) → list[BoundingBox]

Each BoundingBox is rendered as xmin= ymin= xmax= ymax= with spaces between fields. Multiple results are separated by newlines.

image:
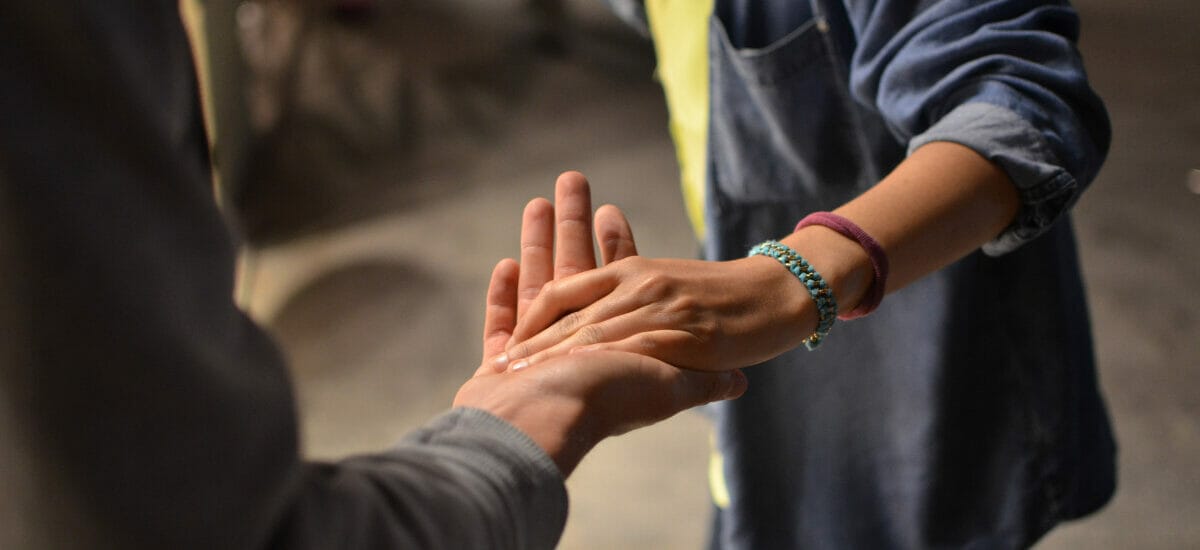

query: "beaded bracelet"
xmin=747 ymin=240 xmax=837 ymax=350
xmin=795 ymin=212 xmax=889 ymax=320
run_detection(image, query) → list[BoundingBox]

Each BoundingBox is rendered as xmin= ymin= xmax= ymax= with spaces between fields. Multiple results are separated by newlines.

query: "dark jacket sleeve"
xmin=0 ymin=2 xmax=565 ymax=549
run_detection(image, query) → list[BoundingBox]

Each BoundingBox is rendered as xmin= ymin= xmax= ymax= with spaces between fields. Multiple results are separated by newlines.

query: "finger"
xmin=669 ymin=368 xmax=748 ymax=412
xmin=554 ymin=171 xmax=596 ymax=278
xmin=518 ymin=198 xmax=555 ymax=319
xmin=594 ymin=204 xmax=638 ymax=265
xmin=510 ymin=303 xmax=664 ymax=369
xmin=519 ymin=325 xmax=718 ymax=373
xmin=479 ymin=258 xmax=520 ymax=373
xmin=506 ymin=267 xmax=623 ymax=353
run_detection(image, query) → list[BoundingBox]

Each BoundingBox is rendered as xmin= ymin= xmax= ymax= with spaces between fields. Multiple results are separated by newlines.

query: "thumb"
xmin=676 ymin=368 xmax=749 ymax=408
xmin=580 ymin=352 xmax=748 ymax=438
xmin=480 ymin=258 xmax=519 ymax=369
xmin=605 ymin=366 xmax=748 ymax=436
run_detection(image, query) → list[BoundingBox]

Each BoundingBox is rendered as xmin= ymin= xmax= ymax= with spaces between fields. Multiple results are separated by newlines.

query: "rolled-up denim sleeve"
xmin=842 ymin=0 xmax=1110 ymax=255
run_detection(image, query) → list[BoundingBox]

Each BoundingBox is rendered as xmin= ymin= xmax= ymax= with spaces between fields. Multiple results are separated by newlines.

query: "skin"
xmin=452 ymin=172 xmax=747 ymax=476
xmin=494 ymin=141 xmax=1020 ymax=372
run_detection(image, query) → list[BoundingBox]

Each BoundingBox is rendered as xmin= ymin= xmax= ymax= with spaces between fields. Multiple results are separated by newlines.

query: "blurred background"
xmin=188 ymin=0 xmax=1198 ymax=547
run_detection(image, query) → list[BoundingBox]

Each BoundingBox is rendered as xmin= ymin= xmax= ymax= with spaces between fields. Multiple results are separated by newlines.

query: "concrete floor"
xmin=231 ymin=1 xmax=1199 ymax=548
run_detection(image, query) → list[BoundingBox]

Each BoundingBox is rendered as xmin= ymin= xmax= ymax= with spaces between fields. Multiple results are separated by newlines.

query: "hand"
xmin=459 ymin=171 xmax=745 ymax=476
xmin=499 ymin=254 xmax=821 ymax=373
xmin=479 ymin=171 xmax=639 ymax=364
xmin=455 ymin=349 xmax=745 ymax=476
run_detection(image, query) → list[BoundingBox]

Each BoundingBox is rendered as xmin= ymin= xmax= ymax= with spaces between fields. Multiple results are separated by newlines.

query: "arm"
xmin=0 ymin=3 xmax=562 ymax=548
xmin=467 ymin=172 xmax=738 ymax=476
xmin=499 ymin=0 xmax=1106 ymax=371
xmin=842 ymin=0 xmax=1109 ymax=252
xmin=501 ymin=144 xmax=1015 ymax=370
xmin=0 ymin=4 xmax=741 ymax=549
xmin=779 ymin=141 xmax=1019 ymax=321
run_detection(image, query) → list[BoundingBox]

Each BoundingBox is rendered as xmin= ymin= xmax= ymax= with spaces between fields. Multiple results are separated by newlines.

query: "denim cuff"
xmin=908 ymin=102 xmax=1079 ymax=256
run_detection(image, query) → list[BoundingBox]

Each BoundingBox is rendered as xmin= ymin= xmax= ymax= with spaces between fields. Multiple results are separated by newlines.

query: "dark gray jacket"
xmin=0 ymin=3 xmax=566 ymax=548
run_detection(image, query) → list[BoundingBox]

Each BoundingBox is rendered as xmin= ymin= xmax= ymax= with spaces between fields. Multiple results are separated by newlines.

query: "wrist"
xmin=739 ymin=253 xmax=821 ymax=350
xmin=454 ymin=377 xmax=594 ymax=476
xmin=779 ymin=226 xmax=873 ymax=319
xmin=491 ymin=403 xmax=595 ymax=476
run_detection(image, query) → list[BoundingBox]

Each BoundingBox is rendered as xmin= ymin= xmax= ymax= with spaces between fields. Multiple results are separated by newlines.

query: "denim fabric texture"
xmin=698 ymin=0 xmax=1116 ymax=548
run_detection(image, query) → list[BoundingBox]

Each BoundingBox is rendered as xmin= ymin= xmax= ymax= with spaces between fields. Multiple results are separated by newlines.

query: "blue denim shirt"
xmin=692 ymin=1 xmax=1116 ymax=548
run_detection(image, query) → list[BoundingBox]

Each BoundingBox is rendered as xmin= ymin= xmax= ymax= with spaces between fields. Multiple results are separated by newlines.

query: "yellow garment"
xmin=707 ymin=430 xmax=731 ymax=509
xmin=647 ymin=0 xmax=731 ymax=509
xmin=646 ymin=0 xmax=713 ymax=242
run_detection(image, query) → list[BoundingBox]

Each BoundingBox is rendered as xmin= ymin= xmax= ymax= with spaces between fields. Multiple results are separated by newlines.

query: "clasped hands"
xmin=454 ymin=171 xmax=820 ymax=476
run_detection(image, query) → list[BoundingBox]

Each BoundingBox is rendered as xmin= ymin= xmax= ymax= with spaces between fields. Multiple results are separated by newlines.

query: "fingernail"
xmin=492 ymin=353 xmax=509 ymax=369
xmin=510 ymin=359 xmax=529 ymax=372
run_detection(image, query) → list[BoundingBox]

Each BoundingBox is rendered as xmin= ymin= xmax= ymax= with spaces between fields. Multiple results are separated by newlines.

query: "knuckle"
xmin=635 ymin=272 xmax=670 ymax=301
xmin=618 ymin=255 xmax=650 ymax=275
xmin=556 ymin=264 xmax=586 ymax=278
xmin=667 ymin=295 xmax=700 ymax=323
xmin=672 ymin=294 xmax=698 ymax=311
xmin=622 ymin=255 xmax=647 ymax=269
xmin=600 ymin=234 xmax=629 ymax=252
xmin=636 ymin=333 xmax=659 ymax=355
xmin=558 ymin=217 xmax=591 ymax=232
xmin=577 ymin=324 xmax=607 ymax=346
xmin=510 ymin=342 xmax=530 ymax=359
xmin=690 ymin=316 xmax=719 ymax=343
xmin=554 ymin=311 xmax=585 ymax=337
xmin=518 ymin=287 xmax=542 ymax=302
xmin=539 ymin=278 xmax=560 ymax=296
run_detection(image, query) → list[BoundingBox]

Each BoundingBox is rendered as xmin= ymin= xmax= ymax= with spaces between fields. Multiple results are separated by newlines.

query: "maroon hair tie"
xmin=795 ymin=212 xmax=889 ymax=320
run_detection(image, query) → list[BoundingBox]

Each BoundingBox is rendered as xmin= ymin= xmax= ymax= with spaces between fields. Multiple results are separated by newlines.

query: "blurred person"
xmin=498 ymin=0 xmax=1117 ymax=547
xmin=0 ymin=3 xmax=744 ymax=549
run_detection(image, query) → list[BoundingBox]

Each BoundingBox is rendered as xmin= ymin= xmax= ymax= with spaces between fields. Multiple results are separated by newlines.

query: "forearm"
xmin=776 ymin=141 xmax=1019 ymax=322
xmin=274 ymin=409 xmax=567 ymax=550
xmin=500 ymin=144 xmax=1021 ymax=371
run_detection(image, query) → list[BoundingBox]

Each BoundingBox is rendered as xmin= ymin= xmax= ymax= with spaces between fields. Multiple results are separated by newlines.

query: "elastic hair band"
xmin=795 ymin=212 xmax=888 ymax=320
xmin=748 ymin=240 xmax=837 ymax=350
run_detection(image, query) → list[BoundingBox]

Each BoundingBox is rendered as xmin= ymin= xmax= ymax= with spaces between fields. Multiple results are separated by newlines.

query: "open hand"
xmin=498 ymin=254 xmax=818 ymax=372
xmin=455 ymin=171 xmax=746 ymax=476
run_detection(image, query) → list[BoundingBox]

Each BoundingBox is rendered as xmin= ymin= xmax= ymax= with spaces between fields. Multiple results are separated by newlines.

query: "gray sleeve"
xmin=274 ymin=408 xmax=568 ymax=550
xmin=0 ymin=2 xmax=565 ymax=549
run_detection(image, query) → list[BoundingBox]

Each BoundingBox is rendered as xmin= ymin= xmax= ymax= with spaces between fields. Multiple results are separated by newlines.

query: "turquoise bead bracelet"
xmin=748 ymin=240 xmax=838 ymax=350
